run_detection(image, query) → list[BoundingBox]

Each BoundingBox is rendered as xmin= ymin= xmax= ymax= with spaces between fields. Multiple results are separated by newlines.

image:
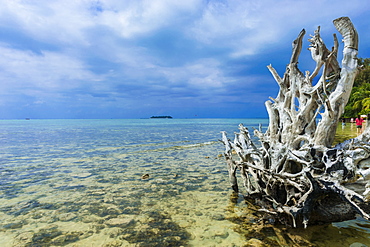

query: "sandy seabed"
xmin=0 ymin=141 xmax=247 ymax=246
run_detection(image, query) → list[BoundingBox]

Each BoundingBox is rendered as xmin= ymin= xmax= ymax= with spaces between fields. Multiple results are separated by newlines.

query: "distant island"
xmin=150 ymin=116 xmax=173 ymax=119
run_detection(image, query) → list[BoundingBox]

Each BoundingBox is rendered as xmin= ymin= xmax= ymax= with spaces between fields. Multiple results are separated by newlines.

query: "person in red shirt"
xmin=355 ymin=116 xmax=365 ymax=135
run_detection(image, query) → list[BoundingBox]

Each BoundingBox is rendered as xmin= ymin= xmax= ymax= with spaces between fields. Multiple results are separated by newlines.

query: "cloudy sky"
xmin=1 ymin=0 xmax=370 ymax=119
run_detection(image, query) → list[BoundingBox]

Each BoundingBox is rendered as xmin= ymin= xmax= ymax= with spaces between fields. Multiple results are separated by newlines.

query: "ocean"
xmin=0 ymin=118 xmax=369 ymax=246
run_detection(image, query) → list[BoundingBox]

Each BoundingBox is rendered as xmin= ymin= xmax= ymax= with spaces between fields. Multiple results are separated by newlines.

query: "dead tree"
xmin=221 ymin=17 xmax=370 ymax=228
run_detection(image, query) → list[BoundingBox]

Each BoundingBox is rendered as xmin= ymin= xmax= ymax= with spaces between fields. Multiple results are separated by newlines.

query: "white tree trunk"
xmin=221 ymin=17 xmax=370 ymax=228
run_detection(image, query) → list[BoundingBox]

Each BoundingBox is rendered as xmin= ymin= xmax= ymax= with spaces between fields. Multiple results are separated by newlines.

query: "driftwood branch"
xmin=221 ymin=17 xmax=370 ymax=228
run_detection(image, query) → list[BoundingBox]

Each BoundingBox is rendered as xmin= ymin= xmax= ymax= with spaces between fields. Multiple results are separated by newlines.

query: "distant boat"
xmin=25 ymin=118 xmax=30 ymax=120
xmin=150 ymin=116 xmax=173 ymax=119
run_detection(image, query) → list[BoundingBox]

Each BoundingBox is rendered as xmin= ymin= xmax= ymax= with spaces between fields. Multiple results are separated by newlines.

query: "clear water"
xmin=0 ymin=119 xmax=369 ymax=247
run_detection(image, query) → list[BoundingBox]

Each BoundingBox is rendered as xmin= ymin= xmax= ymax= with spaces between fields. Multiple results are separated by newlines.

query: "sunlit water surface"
xmin=0 ymin=119 xmax=369 ymax=247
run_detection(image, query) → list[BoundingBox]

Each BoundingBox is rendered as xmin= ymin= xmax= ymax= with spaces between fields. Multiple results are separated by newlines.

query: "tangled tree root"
xmin=221 ymin=17 xmax=370 ymax=228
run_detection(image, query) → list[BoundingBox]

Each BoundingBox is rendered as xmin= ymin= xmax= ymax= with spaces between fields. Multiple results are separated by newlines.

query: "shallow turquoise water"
xmin=1 ymin=118 xmax=370 ymax=246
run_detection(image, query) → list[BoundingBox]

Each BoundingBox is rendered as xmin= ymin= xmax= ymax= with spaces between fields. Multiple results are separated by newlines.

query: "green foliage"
xmin=343 ymin=58 xmax=370 ymax=117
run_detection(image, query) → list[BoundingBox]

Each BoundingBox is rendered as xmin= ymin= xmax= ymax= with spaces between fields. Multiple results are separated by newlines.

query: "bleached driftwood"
xmin=221 ymin=17 xmax=370 ymax=228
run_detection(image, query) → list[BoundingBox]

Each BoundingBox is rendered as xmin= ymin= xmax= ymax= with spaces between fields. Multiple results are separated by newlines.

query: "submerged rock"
xmin=13 ymin=231 xmax=34 ymax=246
xmin=102 ymin=239 xmax=126 ymax=247
xmin=105 ymin=217 xmax=135 ymax=227
xmin=211 ymin=213 xmax=225 ymax=221
xmin=81 ymin=214 xmax=103 ymax=223
xmin=12 ymin=225 xmax=86 ymax=246
xmin=58 ymin=212 xmax=77 ymax=221
xmin=116 ymin=211 xmax=191 ymax=246
xmin=2 ymin=221 xmax=24 ymax=229
xmin=6 ymin=200 xmax=40 ymax=216
xmin=51 ymin=232 xmax=81 ymax=245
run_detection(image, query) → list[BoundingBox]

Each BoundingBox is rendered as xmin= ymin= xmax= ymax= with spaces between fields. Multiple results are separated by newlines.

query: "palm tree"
xmin=352 ymin=84 xmax=370 ymax=115
xmin=343 ymin=59 xmax=370 ymax=117
xmin=360 ymin=98 xmax=370 ymax=114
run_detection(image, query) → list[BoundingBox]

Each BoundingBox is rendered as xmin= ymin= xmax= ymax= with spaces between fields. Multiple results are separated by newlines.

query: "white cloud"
xmin=159 ymin=59 xmax=229 ymax=89
xmin=0 ymin=44 xmax=100 ymax=94
xmin=0 ymin=0 xmax=203 ymax=46
xmin=0 ymin=0 xmax=369 ymax=118
xmin=190 ymin=0 xmax=368 ymax=57
xmin=97 ymin=0 xmax=203 ymax=38
xmin=0 ymin=1 xmax=94 ymax=45
xmin=1 ymin=0 xmax=367 ymax=58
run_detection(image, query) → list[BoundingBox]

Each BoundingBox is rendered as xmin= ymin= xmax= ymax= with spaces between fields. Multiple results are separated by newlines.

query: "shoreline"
xmin=334 ymin=122 xmax=366 ymax=145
